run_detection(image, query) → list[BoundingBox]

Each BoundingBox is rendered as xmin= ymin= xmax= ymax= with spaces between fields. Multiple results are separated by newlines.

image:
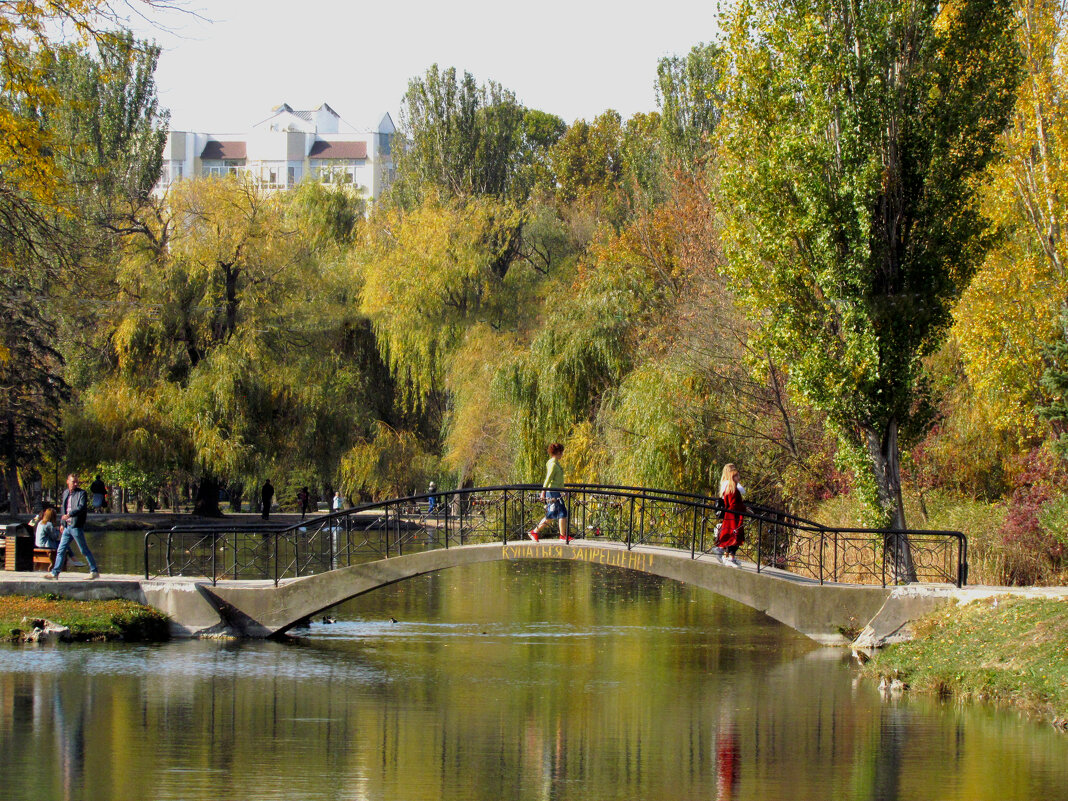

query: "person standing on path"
xmin=528 ymin=443 xmax=569 ymax=543
xmin=89 ymin=476 xmax=106 ymax=513
xmin=715 ymin=463 xmax=746 ymax=567
xmin=45 ymin=474 xmax=100 ymax=580
xmin=332 ymin=491 xmax=344 ymax=514
xmin=261 ymin=479 xmax=275 ymax=520
xmin=297 ymin=486 xmax=310 ymax=520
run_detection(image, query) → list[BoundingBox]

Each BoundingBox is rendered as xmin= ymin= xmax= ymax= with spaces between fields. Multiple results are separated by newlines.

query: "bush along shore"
xmin=0 ymin=595 xmax=170 ymax=643
xmin=862 ymin=596 xmax=1068 ymax=729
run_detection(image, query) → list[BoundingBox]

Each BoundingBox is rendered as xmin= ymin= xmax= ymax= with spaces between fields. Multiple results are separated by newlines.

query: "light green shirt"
xmin=543 ymin=457 xmax=564 ymax=489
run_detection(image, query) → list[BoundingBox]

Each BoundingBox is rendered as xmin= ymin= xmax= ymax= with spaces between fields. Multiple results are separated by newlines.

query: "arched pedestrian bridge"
xmin=138 ymin=484 xmax=967 ymax=645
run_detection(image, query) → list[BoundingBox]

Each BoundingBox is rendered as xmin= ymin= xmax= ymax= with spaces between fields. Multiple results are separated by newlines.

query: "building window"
xmin=317 ymin=162 xmax=356 ymax=185
xmin=205 ymin=161 xmax=243 ymax=178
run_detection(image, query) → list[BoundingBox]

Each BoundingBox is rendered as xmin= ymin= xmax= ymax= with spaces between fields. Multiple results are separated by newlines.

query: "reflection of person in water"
xmin=716 ymin=709 xmax=740 ymax=800
xmin=52 ymin=679 xmax=89 ymax=801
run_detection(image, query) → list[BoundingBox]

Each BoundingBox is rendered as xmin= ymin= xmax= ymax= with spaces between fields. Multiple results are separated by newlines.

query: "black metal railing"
xmin=144 ymin=484 xmax=967 ymax=588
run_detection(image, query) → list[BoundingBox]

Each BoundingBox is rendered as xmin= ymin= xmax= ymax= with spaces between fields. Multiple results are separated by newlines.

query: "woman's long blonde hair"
xmin=719 ymin=464 xmax=740 ymax=497
xmin=40 ymin=507 xmax=56 ymax=525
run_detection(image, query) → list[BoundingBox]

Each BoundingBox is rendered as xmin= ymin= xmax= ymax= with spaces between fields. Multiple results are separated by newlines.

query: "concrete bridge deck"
xmin=2 ymin=540 xmax=1065 ymax=646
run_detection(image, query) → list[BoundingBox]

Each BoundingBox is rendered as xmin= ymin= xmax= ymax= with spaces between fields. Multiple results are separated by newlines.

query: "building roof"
xmin=201 ymin=140 xmax=247 ymax=160
xmin=308 ymin=140 xmax=367 ymax=159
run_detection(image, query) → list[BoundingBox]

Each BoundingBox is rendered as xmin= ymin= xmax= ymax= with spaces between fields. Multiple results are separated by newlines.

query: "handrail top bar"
xmin=145 ymin=482 xmax=968 ymax=587
xmin=149 ymin=483 xmax=961 ymax=544
xmin=286 ymin=485 xmax=762 ymax=534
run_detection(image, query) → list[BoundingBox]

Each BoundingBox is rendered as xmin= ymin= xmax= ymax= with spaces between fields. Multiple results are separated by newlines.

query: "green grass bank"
xmin=862 ymin=596 xmax=1068 ymax=727
xmin=0 ymin=595 xmax=170 ymax=642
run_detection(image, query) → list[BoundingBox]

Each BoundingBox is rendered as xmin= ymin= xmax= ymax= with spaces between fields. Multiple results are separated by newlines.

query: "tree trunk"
xmin=193 ymin=476 xmax=224 ymax=517
xmin=864 ymin=419 xmax=917 ymax=583
xmin=2 ymin=413 xmax=21 ymax=514
xmin=227 ymin=481 xmax=244 ymax=513
xmin=3 ymin=471 xmax=19 ymax=515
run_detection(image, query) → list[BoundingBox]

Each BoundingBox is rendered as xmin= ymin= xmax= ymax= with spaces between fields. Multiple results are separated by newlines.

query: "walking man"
xmin=46 ymin=474 xmax=100 ymax=580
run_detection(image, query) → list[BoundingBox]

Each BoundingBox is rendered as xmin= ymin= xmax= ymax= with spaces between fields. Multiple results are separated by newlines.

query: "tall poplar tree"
xmin=717 ymin=0 xmax=1021 ymax=578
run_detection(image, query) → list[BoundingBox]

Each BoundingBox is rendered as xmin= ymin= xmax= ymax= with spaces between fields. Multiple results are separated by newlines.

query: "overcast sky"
xmin=125 ymin=0 xmax=722 ymax=133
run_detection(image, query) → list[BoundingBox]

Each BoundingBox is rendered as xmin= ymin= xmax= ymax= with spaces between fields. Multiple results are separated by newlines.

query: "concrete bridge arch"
xmin=197 ymin=541 xmax=933 ymax=645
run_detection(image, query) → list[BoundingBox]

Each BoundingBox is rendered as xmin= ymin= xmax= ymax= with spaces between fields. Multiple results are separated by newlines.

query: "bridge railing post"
xmin=502 ymin=488 xmax=508 ymax=545
xmin=444 ymin=495 xmax=450 ymax=549
xmin=627 ymin=496 xmax=634 ymax=551
xmin=833 ymin=527 xmax=838 ymax=583
xmin=638 ymin=498 xmax=645 ymax=547
xmin=881 ymin=534 xmax=887 ymax=588
xmin=756 ymin=517 xmax=762 ymax=574
xmin=690 ymin=506 xmax=697 ymax=559
xmin=818 ymin=528 xmax=824 ymax=585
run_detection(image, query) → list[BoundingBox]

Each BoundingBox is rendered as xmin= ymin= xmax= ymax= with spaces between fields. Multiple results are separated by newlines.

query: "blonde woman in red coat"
xmin=716 ymin=464 xmax=746 ymax=567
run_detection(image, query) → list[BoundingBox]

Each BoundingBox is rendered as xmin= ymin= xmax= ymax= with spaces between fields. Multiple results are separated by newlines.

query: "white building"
xmin=158 ymin=103 xmax=396 ymax=201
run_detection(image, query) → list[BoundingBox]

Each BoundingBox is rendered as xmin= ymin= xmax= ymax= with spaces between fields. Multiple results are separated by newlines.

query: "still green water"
xmin=1 ymin=558 xmax=1066 ymax=801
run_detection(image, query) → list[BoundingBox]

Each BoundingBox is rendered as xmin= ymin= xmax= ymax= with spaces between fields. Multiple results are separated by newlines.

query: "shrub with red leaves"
xmin=999 ymin=444 xmax=1068 ymax=584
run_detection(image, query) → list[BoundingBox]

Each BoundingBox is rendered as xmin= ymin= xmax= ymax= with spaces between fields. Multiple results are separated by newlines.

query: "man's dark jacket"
xmin=61 ymin=488 xmax=88 ymax=528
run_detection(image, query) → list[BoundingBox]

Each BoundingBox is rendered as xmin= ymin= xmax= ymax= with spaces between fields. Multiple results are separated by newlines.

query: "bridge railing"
xmin=144 ymin=484 xmax=967 ymax=588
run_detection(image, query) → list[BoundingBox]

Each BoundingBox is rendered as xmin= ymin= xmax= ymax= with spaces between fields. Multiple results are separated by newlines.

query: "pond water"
xmin=1 ymin=554 xmax=1066 ymax=800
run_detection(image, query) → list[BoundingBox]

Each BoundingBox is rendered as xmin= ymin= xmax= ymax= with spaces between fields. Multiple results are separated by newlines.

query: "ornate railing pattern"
xmin=144 ymin=484 xmax=967 ymax=588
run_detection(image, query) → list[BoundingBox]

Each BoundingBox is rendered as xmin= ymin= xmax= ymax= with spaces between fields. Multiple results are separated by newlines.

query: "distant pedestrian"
xmin=45 ymin=474 xmax=100 ymax=580
xmin=427 ymin=481 xmax=437 ymax=513
xmin=332 ymin=491 xmax=343 ymax=513
xmin=89 ymin=476 xmax=106 ymax=513
xmin=261 ymin=479 xmax=275 ymax=520
xmin=528 ymin=443 xmax=569 ymax=543
xmin=297 ymin=486 xmax=310 ymax=520
xmin=715 ymin=464 xmax=746 ymax=567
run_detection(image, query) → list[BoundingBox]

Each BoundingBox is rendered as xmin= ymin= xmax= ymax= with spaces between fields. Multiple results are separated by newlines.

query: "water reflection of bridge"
xmin=140 ymin=484 xmax=967 ymax=644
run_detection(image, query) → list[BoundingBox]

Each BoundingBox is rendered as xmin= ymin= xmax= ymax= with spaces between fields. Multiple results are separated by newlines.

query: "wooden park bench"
xmin=1 ymin=529 xmax=56 ymax=572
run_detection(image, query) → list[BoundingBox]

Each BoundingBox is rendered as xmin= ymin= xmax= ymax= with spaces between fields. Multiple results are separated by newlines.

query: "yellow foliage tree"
xmin=953 ymin=0 xmax=1068 ymax=438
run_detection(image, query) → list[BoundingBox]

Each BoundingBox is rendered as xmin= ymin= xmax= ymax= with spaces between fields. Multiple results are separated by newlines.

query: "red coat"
xmin=717 ymin=488 xmax=745 ymax=548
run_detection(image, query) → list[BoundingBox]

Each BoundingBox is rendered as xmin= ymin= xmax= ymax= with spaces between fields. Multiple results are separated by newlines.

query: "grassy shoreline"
xmin=0 ymin=595 xmax=170 ymax=642
xmin=862 ymin=596 xmax=1068 ymax=727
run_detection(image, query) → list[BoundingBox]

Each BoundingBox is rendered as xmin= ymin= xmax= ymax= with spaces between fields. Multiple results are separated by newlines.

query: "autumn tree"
xmin=717 ymin=0 xmax=1022 ymax=578
xmin=393 ymin=65 xmax=527 ymax=202
xmin=947 ymin=0 xmax=1068 ymax=450
xmin=70 ymin=178 xmax=386 ymax=513
xmin=656 ymin=42 xmax=722 ymax=169
xmin=0 ymin=11 xmax=167 ymax=510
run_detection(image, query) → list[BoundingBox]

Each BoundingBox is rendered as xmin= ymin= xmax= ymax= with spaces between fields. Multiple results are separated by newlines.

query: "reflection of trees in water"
xmin=870 ymin=706 xmax=906 ymax=801
xmin=1 ymin=565 xmax=1067 ymax=799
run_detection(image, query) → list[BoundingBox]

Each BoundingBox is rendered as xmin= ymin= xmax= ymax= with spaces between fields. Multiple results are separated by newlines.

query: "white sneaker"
xmin=88 ymin=572 xmax=99 ymax=580
xmin=719 ymin=553 xmax=731 ymax=565
xmin=728 ymin=556 xmax=740 ymax=567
